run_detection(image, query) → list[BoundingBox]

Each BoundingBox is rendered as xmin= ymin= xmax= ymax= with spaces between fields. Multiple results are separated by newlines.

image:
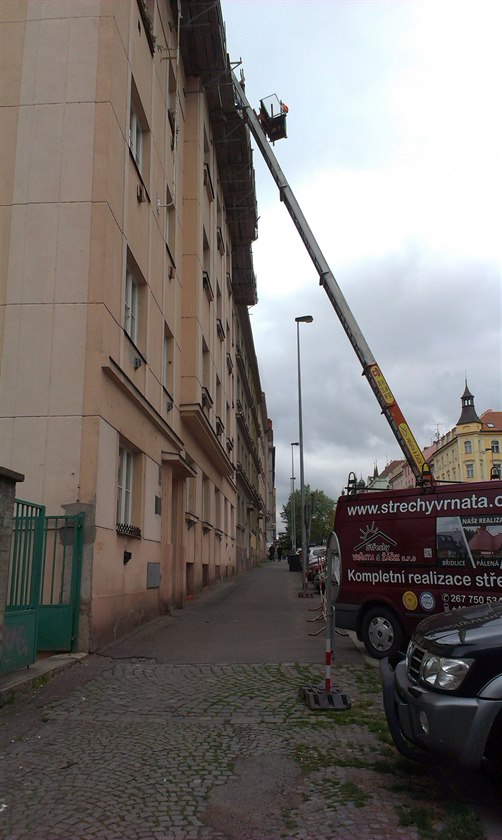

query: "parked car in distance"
xmin=307 ymin=546 xmax=326 ymax=581
xmin=380 ymin=602 xmax=502 ymax=773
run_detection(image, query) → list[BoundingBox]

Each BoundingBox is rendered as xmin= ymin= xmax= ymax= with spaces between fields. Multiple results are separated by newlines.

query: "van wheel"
xmin=361 ymin=607 xmax=404 ymax=659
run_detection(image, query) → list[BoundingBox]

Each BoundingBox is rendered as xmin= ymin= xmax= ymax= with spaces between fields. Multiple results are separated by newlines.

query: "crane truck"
xmin=233 ymin=75 xmax=502 ymax=657
xmin=233 ymin=75 xmax=432 ymax=488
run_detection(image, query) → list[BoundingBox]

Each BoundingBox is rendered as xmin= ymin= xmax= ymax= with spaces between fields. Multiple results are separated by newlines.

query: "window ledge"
xmin=124 ymin=330 xmax=147 ymax=364
xmin=185 ymin=512 xmax=198 ymax=530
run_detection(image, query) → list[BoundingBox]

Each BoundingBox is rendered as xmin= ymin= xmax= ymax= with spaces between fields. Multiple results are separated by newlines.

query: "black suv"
xmin=380 ymin=602 xmax=502 ymax=771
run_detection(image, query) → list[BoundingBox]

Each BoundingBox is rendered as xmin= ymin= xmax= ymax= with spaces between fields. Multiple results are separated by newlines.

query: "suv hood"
xmin=414 ymin=602 xmax=502 ymax=650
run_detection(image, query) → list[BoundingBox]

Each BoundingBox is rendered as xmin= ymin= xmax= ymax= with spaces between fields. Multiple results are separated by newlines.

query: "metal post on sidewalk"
xmin=295 ymin=315 xmax=313 ymax=598
xmin=301 ymin=532 xmax=351 ymax=711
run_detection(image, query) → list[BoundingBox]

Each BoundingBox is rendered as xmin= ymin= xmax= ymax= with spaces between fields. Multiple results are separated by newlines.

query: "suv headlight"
xmin=420 ymin=654 xmax=473 ymax=690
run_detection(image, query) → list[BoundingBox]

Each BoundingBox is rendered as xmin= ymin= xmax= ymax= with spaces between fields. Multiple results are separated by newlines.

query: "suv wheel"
xmin=485 ymin=712 xmax=502 ymax=781
xmin=361 ymin=607 xmax=404 ymax=659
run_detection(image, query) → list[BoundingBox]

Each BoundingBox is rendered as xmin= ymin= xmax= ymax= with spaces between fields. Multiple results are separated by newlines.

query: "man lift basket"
xmin=257 ymin=94 xmax=288 ymax=143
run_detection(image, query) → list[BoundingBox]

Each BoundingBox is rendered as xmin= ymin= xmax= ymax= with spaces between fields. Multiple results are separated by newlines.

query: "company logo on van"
xmin=420 ymin=591 xmax=436 ymax=611
xmin=352 ymin=522 xmax=417 ymax=565
xmin=352 ymin=522 xmax=401 ymax=563
xmin=354 ymin=522 xmax=397 ymax=552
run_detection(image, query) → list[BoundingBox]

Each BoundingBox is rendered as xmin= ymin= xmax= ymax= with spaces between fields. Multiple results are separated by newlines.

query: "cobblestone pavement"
xmin=0 ymin=564 xmax=498 ymax=839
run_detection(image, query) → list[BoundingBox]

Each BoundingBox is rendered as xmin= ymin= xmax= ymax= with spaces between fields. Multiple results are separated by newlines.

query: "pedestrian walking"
xmin=268 ymin=542 xmax=276 ymax=561
xmin=276 ymin=545 xmax=283 ymax=561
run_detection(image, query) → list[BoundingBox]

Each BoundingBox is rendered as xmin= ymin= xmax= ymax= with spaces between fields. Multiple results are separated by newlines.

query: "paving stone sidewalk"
xmin=0 ymin=563 xmax=498 ymax=839
xmin=0 ymin=658 xmax=415 ymax=839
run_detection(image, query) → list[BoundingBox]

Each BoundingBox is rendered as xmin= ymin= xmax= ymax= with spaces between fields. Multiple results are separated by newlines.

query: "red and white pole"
xmin=325 ymin=637 xmax=332 ymax=693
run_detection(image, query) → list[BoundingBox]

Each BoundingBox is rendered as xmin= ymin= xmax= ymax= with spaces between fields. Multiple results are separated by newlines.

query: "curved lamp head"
xmin=295 ymin=315 xmax=313 ymax=324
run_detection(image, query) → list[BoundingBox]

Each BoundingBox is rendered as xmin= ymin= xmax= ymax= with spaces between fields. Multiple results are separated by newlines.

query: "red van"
xmin=333 ymin=480 xmax=502 ymax=658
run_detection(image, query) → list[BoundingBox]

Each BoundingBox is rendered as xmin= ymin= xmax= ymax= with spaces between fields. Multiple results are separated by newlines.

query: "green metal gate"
xmin=1 ymin=500 xmax=45 ymax=674
xmin=1 ymin=505 xmax=84 ymax=674
xmin=37 ymin=514 xmax=84 ymax=652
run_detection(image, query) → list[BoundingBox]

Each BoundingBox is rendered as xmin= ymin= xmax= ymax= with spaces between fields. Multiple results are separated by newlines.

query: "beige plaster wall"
xmin=0 ymin=0 xmax=265 ymax=649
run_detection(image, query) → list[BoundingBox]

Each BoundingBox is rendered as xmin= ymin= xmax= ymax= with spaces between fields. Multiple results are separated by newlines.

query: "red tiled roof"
xmin=480 ymin=410 xmax=502 ymax=431
xmin=469 ymin=527 xmax=502 ymax=553
xmin=423 ymin=443 xmax=438 ymax=461
xmin=380 ymin=460 xmax=402 ymax=478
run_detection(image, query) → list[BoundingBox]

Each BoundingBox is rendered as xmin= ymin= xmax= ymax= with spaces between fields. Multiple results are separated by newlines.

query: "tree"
xmin=281 ymin=485 xmax=336 ymax=548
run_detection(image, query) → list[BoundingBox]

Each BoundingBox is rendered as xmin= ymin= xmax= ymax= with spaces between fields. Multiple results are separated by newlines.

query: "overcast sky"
xmin=220 ymin=0 xmax=502 ymax=528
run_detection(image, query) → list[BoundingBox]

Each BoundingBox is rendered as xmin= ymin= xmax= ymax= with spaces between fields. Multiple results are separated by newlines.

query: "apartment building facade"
xmin=427 ymin=384 xmax=501 ymax=483
xmin=0 ymin=0 xmax=274 ymax=650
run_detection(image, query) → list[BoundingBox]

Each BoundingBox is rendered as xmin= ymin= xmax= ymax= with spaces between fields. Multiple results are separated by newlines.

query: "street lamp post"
xmin=290 ymin=442 xmax=299 ymax=552
xmin=295 ymin=315 xmax=313 ymax=591
xmin=485 ymin=447 xmax=499 ymax=479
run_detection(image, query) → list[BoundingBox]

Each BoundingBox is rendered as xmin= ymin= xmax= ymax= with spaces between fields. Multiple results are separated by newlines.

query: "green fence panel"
xmin=1 ymin=500 xmax=45 ymax=674
xmin=37 ymin=513 xmax=84 ymax=651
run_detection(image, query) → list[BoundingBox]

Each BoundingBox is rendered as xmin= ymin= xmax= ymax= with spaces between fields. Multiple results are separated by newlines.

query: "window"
xmin=203 ymin=130 xmax=214 ymax=202
xmin=165 ymin=183 xmax=176 ymax=261
xmin=466 ymin=463 xmax=474 ymax=479
xmin=117 ymin=447 xmax=134 ymax=525
xmin=137 ymin=0 xmax=156 ymax=53
xmin=124 ymin=251 xmax=145 ymax=349
xmin=464 ymin=440 xmax=472 ymax=454
xmin=125 ymin=267 xmax=139 ymax=343
xmin=129 ymin=105 xmax=143 ymax=171
xmin=491 ymin=440 xmax=500 ymax=454
xmin=162 ymin=323 xmax=173 ymax=392
xmin=167 ymin=60 xmax=177 ymax=147
xmin=202 ymin=477 xmax=212 ymax=525
xmin=185 ymin=477 xmax=196 ymax=515
xmin=162 ymin=330 xmax=168 ymax=389
xmin=215 ymin=489 xmax=221 ymax=531
xmin=129 ymin=78 xmax=149 ymax=177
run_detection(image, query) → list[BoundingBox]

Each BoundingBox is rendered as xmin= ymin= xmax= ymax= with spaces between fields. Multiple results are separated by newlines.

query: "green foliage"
xmin=281 ymin=485 xmax=336 ymax=547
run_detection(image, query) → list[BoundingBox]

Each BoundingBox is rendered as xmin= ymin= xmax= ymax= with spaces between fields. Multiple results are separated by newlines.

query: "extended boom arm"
xmin=232 ymin=73 xmax=431 ymax=486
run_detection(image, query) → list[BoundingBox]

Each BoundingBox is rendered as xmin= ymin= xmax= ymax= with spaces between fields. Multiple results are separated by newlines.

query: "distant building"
xmin=365 ymin=460 xmax=402 ymax=491
xmin=363 ymin=383 xmax=501 ymax=490
xmin=0 ymin=1 xmax=274 ymax=650
xmin=427 ymin=383 xmax=501 ymax=483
